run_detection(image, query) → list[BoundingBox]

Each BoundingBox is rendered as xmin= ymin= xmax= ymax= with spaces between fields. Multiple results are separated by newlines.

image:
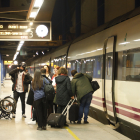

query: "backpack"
xmin=44 ymin=79 xmax=55 ymax=101
xmin=91 ymin=81 xmax=100 ymax=92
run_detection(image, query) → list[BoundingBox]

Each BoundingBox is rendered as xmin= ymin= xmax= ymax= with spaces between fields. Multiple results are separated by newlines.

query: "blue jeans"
xmin=78 ymin=92 xmax=92 ymax=122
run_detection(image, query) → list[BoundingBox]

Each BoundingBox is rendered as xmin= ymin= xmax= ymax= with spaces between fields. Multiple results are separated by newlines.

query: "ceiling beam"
xmin=0 ymin=6 xmax=29 ymax=13
xmin=0 ymin=50 xmax=15 ymax=54
xmin=0 ymin=13 xmax=26 ymax=20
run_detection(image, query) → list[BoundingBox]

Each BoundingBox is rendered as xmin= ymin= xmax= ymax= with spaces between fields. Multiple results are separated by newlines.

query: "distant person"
xmin=32 ymin=69 xmax=50 ymax=130
xmin=71 ymin=70 xmax=93 ymax=124
xmin=44 ymin=65 xmax=53 ymax=80
xmin=51 ymin=66 xmax=60 ymax=113
xmin=9 ymin=62 xmax=32 ymax=118
xmin=56 ymin=67 xmax=74 ymax=126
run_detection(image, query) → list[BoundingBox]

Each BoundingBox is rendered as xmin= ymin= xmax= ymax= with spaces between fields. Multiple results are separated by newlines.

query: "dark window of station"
xmin=116 ymin=48 xmax=140 ymax=81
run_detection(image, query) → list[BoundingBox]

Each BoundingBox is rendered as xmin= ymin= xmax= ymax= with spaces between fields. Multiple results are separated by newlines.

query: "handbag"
xmin=91 ymin=81 xmax=100 ymax=92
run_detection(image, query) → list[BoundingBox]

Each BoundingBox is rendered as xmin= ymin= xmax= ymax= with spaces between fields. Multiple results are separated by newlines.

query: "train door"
xmin=104 ymin=36 xmax=117 ymax=124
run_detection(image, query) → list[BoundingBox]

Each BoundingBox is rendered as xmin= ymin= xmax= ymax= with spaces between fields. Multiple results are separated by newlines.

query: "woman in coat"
xmin=55 ymin=67 xmax=74 ymax=126
xmin=32 ymin=69 xmax=49 ymax=130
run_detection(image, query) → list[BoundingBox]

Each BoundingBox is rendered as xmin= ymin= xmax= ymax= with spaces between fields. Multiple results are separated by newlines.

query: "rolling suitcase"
xmin=47 ymin=99 xmax=75 ymax=128
xmin=69 ymin=104 xmax=79 ymax=123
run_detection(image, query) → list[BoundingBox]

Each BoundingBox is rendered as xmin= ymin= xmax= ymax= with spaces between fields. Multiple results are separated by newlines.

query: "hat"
xmin=20 ymin=62 xmax=26 ymax=68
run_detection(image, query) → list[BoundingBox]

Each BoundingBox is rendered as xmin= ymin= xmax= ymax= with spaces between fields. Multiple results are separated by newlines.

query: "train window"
xmin=81 ymin=59 xmax=86 ymax=73
xmin=93 ymin=55 xmax=103 ymax=78
xmin=76 ymin=60 xmax=81 ymax=73
xmin=116 ymin=48 xmax=140 ymax=81
xmin=67 ymin=61 xmax=76 ymax=76
xmin=54 ymin=55 xmax=66 ymax=68
xmin=86 ymin=58 xmax=94 ymax=77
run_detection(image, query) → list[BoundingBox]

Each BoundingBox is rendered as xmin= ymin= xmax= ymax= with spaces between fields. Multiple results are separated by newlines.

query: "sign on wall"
xmin=0 ymin=21 xmax=51 ymax=41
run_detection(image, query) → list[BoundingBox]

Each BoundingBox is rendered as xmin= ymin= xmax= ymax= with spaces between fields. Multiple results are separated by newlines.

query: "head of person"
xmin=71 ymin=70 xmax=77 ymax=77
xmin=44 ymin=65 xmax=50 ymax=74
xmin=54 ymin=66 xmax=60 ymax=77
xmin=40 ymin=68 xmax=46 ymax=75
xmin=32 ymin=69 xmax=43 ymax=90
xmin=19 ymin=62 xmax=26 ymax=71
xmin=58 ymin=67 xmax=68 ymax=76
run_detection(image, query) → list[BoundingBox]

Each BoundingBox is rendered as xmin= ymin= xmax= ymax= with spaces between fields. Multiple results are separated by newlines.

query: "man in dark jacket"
xmin=71 ymin=70 xmax=93 ymax=124
xmin=9 ymin=62 xmax=32 ymax=118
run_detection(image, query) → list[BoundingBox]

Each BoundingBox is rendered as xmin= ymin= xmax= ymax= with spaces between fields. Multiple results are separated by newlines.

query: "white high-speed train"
xmin=28 ymin=9 xmax=140 ymax=140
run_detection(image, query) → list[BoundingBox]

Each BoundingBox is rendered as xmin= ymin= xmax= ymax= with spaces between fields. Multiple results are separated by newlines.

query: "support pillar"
xmin=97 ymin=0 xmax=105 ymax=26
xmin=75 ymin=0 xmax=81 ymax=38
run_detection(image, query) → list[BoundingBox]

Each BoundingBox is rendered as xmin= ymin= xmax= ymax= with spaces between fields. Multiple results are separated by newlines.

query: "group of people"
xmin=9 ymin=62 xmax=94 ymax=130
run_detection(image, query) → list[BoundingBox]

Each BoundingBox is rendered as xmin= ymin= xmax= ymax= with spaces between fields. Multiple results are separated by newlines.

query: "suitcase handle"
xmin=62 ymin=98 xmax=76 ymax=115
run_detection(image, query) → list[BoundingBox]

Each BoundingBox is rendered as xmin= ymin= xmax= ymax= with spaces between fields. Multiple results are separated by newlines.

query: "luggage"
xmin=69 ymin=103 xmax=79 ymax=123
xmin=91 ymin=81 xmax=100 ymax=92
xmin=47 ymin=99 xmax=75 ymax=127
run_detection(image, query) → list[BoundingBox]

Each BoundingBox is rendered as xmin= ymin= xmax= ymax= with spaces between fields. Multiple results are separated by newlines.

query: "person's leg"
xmin=35 ymin=98 xmax=43 ymax=129
xmin=42 ymin=98 xmax=47 ymax=129
xmin=78 ymin=96 xmax=86 ymax=122
xmin=57 ymin=105 xmax=62 ymax=113
xmin=19 ymin=92 xmax=26 ymax=116
xmin=13 ymin=91 xmax=20 ymax=115
xmin=83 ymin=92 xmax=92 ymax=122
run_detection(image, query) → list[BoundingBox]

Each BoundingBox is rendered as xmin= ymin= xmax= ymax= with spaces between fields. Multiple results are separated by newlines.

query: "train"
xmin=27 ymin=8 xmax=140 ymax=140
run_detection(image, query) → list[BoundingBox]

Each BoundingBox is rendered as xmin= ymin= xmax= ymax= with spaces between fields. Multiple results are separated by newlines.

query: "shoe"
xmin=28 ymin=120 xmax=36 ymax=125
xmin=64 ymin=123 xmax=69 ymax=127
xmin=77 ymin=121 xmax=81 ymax=124
xmin=22 ymin=114 xmax=26 ymax=118
xmin=12 ymin=114 xmax=15 ymax=118
xmin=42 ymin=126 xmax=46 ymax=130
xmin=37 ymin=127 xmax=42 ymax=131
xmin=84 ymin=121 xmax=89 ymax=124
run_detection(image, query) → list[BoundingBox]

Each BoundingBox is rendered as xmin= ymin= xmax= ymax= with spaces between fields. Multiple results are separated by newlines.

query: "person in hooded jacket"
xmin=9 ymin=62 xmax=32 ymax=118
xmin=71 ymin=70 xmax=93 ymax=124
xmin=55 ymin=67 xmax=74 ymax=126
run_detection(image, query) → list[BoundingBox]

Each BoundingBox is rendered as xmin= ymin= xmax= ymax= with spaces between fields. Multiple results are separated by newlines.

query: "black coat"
xmin=9 ymin=68 xmax=32 ymax=92
xmin=55 ymin=75 xmax=73 ymax=106
xmin=26 ymin=88 xmax=34 ymax=106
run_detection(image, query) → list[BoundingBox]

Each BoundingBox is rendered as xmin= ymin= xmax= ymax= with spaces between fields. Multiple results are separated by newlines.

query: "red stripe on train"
xmin=92 ymin=96 xmax=140 ymax=113
xmin=116 ymin=108 xmax=140 ymax=122
xmin=91 ymin=100 xmax=106 ymax=107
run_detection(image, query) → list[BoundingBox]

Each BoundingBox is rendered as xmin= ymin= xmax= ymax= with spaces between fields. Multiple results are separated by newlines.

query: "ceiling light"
xmin=14 ymin=61 xmax=18 ymax=65
xmin=33 ymin=55 xmax=35 ymax=57
xmin=30 ymin=12 xmax=37 ymax=18
xmin=16 ymin=52 xmax=19 ymax=55
xmin=42 ymin=51 xmax=44 ymax=55
xmin=36 ymin=51 xmax=38 ymax=55
xmin=17 ymin=44 xmax=22 ymax=51
xmin=6 ymin=54 xmax=9 ymax=56
xmin=34 ymin=0 xmax=44 ymax=8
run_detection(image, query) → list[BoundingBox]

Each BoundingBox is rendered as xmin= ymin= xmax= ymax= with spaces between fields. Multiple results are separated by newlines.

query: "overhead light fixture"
xmin=36 ymin=51 xmax=38 ymax=55
xmin=119 ymin=42 xmax=130 ymax=45
xmin=34 ymin=0 xmax=44 ymax=8
xmin=16 ymin=52 xmax=19 ymax=55
xmin=42 ymin=51 xmax=44 ymax=55
xmin=30 ymin=22 xmax=33 ymax=26
xmin=30 ymin=12 xmax=37 ymax=18
xmin=33 ymin=55 xmax=35 ymax=57
xmin=6 ymin=54 xmax=9 ymax=56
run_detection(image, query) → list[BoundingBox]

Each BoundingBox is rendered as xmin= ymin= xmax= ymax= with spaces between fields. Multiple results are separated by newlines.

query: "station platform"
xmin=0 ymin=80 xmax=130 ymax=140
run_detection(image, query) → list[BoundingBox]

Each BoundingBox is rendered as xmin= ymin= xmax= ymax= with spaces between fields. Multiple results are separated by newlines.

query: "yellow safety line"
xmin=64 ymin=126 xmax=80 ymax=140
